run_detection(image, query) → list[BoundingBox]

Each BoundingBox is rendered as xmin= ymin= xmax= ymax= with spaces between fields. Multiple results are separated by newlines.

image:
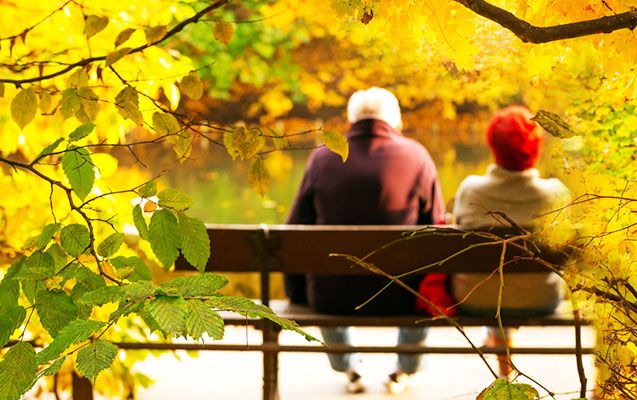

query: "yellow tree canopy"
xmin=0 ymin=1 xmax=636 ymax=399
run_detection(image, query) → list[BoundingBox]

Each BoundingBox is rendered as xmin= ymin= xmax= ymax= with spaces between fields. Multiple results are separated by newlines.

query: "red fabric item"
xmin=486 ymin=105 xmax=544 ymax=171
xmin=416 ymin=273 xmax=457 ymax=317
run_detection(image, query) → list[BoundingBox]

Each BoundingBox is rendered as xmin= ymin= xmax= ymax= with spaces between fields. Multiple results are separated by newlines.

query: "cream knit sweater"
xmin=451 ymin=164 xmax=570 ymax=313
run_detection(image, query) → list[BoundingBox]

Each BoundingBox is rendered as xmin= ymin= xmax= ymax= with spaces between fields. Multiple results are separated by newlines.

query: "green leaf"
xmin=152 ymin=112 xmax=181 ymax=136
xmin=97 ymin=232 xmax=125 ymax=258
xmin=77 ymin=285 xmax=123 ymax=308
xmin=42 ymin=357 xmax=65 ymax=376
xmin=0 ymin=278 xmax=20 ymax=311
xmin=477 ymin=378 xmax=540 ymax=400
xmin=105 ymin=47 xmax=132 ymax=67
xmin=80 ymin=281 xmax=153 ymax=310
xmin=248 ymin=158 xmax=270 ymax=196
xmin=115 ymin=86 xmax=143 ymax=125
xmin=35 ymin=137 xmax=64 ymax=161
xmin=321 ymin=130 xmax=349 ymax=162
xmin=185 ymin=300 xmax=224 ymax=340
xmin=35 ymin=290 xmax=78 ymax=336
xmin=148 ymin=209 xmax=181 ymax=267
xmin=67 ymin=265 xmax=107 ymax=318
xmin=223 ymin=126 xmax=265 ymax=161
xmin=212 ymin=21 xmax=234 ymax=45
xmin=0 ymin=342 xmax=37 ymax=400
xmin=178 ymin=214 xmax=210 ymax=271
xmin=62 ymin=146 xmax=95 ymax=200
xmin=159 ymin=273 xmax=227 ymax=297
xmin=157 ymin=188 xmax=192 ymax=211
xmin=145 ymin=25 xmax=167 ymax=44
xmin=60 ymin=223 xmax=90 ymax=257
xmin=109 ymin=301 xmax=144 ymax=321
xmin=69 ymin=123 xmax=96 ymax=142
xmin=138 ymin=181 xmax=157 ymax=198
xmin=84 ymin=15 xmax=109 ymax=39
xmin=133 ymin=204 xmax=150 ymax=240
xmin=206 ymin=296 xmax=317 ymax=342
xmin=111 ymin=256 xmax=151 ymax=282
xmin=0 ymin=306 xmax=26 ymax=348
xmin=47 ymin=244 xmax=69 ymax=273
xmin=37 ymin=223 xmax=61 ymax=249
xmin=114 ymin=28 xmax=136 ymax=47
xmin=146 ymin=296 xmax=188 ymax=336
xmin=36 ymin=319 xmax=104 ymax=364
xmin=11 ymin=87 xmax=38 ymax=129
xmin=179 ymin=71 xmax=203 ymax=100
xmin=13 ymin=251 xmax=54 ymax=280
xmin=76 ymin=340 xmax=118 ymax=381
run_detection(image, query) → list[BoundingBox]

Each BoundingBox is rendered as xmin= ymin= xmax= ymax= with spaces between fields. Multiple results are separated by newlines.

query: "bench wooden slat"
xmin=175 ymin=224 xmax=569 ymax=274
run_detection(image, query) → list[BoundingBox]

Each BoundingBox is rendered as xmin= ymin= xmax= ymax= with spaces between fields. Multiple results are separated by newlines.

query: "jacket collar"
xmin=347 ymin=119 xmax=399 ymax=139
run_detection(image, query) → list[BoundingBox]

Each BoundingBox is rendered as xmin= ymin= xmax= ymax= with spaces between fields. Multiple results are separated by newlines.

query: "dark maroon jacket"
xmin=286 ymin=119 xmax=445 ymax=314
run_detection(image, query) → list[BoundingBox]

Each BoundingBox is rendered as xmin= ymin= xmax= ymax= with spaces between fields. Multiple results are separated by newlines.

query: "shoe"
xmin=385 ymin=371 xmax=415 ymax=395
xmin=345 ymin=370 xmax=366 ymax=394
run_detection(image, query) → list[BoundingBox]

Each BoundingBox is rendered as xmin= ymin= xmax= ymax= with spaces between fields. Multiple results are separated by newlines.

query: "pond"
xmin=162 ymin=140 xmax=491 ymax=225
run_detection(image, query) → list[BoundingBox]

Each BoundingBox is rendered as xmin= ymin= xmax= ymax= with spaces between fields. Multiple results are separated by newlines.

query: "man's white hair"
xmin=347 ymin=87 xmax=402 ymax=130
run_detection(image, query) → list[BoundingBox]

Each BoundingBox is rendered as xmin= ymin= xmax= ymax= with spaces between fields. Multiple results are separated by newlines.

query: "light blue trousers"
xmin=320 ymin=326 xmax=428 ymax=374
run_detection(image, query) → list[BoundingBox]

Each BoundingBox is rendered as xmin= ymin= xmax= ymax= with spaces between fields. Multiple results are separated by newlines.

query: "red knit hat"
xmin=486 ymin=105 xmax=544 ymax=171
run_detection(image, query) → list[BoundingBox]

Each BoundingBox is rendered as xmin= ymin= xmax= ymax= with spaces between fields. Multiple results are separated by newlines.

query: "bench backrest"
xmin=174 ymin=224 xmax=567 ymax=275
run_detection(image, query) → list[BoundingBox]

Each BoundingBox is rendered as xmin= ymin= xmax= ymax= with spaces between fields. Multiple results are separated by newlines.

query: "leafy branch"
xmin=0 ymin=0 xmax=230 ymax=86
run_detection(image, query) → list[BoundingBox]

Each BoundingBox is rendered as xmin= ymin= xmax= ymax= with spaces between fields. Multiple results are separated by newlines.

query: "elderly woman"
xmin=452 ymin=105 xmax=570 ymax=376
xmin=286 ymin=87 xmax=445 ymax=394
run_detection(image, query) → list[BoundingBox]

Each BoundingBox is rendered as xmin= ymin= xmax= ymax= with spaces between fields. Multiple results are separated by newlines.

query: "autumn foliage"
xmin=1 ymin=0 xmax=636 ymax=399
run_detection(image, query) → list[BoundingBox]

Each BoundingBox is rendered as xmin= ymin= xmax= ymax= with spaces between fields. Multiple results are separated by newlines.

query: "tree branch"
xmin=455 ymin=0 xmax=637 ymax=43
xmin=0 ymin=0 xmax=230 ymax=85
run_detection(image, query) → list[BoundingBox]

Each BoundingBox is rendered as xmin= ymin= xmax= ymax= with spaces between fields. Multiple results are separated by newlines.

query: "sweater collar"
xmin=487 ymin=164 xmax=540 ymax=179
xmin=347 ymin=119 xmax=399 ymax=139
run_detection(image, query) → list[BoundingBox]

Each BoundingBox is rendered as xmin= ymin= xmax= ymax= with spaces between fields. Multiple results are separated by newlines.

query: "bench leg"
xmin=72 ymin=371 xmax=94 ymax=400
xmin=262 ymin=323 xmax=280 ymax=400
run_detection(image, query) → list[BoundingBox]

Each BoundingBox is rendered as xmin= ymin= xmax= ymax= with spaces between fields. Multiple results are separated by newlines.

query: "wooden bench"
xmin=82 ymin=224 xmax=590 ymax=400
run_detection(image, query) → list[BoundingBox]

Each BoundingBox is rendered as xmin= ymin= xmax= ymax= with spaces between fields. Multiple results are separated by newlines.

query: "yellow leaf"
xmin=11 ymin=87 xmax=38 ymax=129
xmin=114 ymin=28 xmax=136 ymax=47
xmin=321 ymin=130 xmax=349 ymax=162
xmin=68 ymin=69 xmax=89 ymax=88
xmin=532 ymin=110 xmax=576 ymax=138
xmin=248 ymin=158 xmax=270 ymax=196
xmin=212 ymin=21 xmax=234 ymax=46
xmin=115 ymin=86 xmax=143 ymax=125
xmin=152 ymin=112 xmax=181 ymax=136
xmin=77 ymin=87 xmax=100 ymax=123
xmin=145 ymin=25 xmax=167 ymax=44
xmin=179 ymin=71 xmax=203 ymax=100
xmin=84 ymin=15 xmax=109 ymax=39
xmin=39 ymin=90 xmax=53 ymax=114
xmin=59 ymin=88 xmax=80 ymax=120
xmin=223 ymin=126 xmax=265 ymax=161
xmin=0 ymin=82 xmax=4 ymax=98
xmin=105 ymin=47 xmax=132 ymax=67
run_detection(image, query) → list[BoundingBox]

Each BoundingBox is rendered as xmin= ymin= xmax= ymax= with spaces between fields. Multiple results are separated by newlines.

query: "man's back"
xmin=287 ymin=118 xmax=445 ymax=314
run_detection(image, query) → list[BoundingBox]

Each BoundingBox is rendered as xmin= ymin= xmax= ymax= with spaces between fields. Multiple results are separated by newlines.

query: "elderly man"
xmin=285 ymin=87 xmax=445 ymax=394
